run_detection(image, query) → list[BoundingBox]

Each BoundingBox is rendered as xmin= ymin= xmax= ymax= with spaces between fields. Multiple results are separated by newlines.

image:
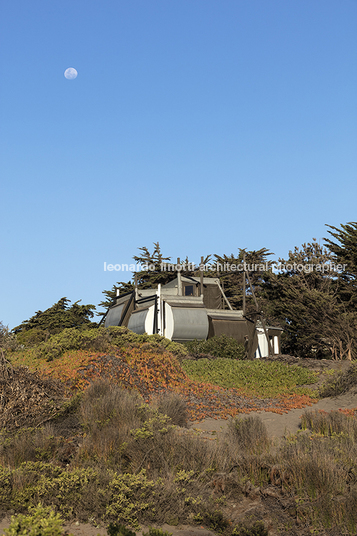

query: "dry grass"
xmin=80 ymin=380 xmax=142 ymax=430
xmin=319 ymin=362 xmax=357 ymax=398
xmin=301 ymin=408 xmax=357 ymax=439
xmin=226 ymin=415 xmax=270 ymax=455
xmin=0 ymin=424 xmax=62 ymax=467
xmin=150 ymin=392 xmax=188 ymax=428
xmin=3 ymin=378 xmax=357 ymax=533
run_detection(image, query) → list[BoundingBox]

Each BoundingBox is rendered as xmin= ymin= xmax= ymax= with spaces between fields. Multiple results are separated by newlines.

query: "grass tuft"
xmin=151 ymin=392 xmax=188 ymax=428
xmin=227 ymin=415 xmax=270 ymax=454
xmin=319 ymin=363 xmax=357 ymax=398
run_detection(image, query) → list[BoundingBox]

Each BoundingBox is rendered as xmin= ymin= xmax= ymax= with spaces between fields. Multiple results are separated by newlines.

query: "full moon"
xmin=64 ymin=68 xmax=78 ymax=80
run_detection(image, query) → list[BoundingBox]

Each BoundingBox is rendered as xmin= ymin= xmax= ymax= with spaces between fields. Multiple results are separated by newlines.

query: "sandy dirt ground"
xmin=0 ymin=519 xmax=218 ymax=536
xmin=192 ymin=390 xmax=357 ymax=440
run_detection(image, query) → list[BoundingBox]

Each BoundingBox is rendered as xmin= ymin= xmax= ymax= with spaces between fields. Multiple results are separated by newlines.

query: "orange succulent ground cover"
xmin=339 ymin=408 xmax=357 ymax=417
xmin=25 ymin=348 xmax=317 ymax=421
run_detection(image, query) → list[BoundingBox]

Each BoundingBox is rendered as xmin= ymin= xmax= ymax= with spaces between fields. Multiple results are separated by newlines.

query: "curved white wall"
xmin=128 ymin=307 xmax=155 ymax=335
xmin=165 ymin=304 xmax=208 ymax=341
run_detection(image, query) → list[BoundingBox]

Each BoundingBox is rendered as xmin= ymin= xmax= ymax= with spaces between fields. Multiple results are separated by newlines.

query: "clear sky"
xmin=1 ymin=0 xmax=356 ymax=329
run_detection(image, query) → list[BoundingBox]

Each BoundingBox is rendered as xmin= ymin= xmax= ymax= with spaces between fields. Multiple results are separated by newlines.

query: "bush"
xmin=107 ymin=523 xmax=136 ymax=536
xmin=0 ymin=321 xmax=20 ymax=351
xmin=319 ymin=363 xmax=357 ymax=398
xmin=184 ymin=335 xmax=244 ymax=360
xmin=232 ymin=521 xmax=268 ymax=536
xmin=4 ymin=503 xmax=64 ymax=536
xmin=78 ymin=381 xmax=144 ymax=467
xmin=151 ymin=392 xmax=188 ymax=427
xmin=227 ymin=415 xmax=269 ymax=454
xmin=203 ymin=510 xmax=229 ymax=532
xmin=301 ymin=409 xmax=357 ymax=439
xmin=22 ymin=326 xmax=188 ymax=361
xmin=0 ymin=424 xmax=61 ymax=467
xmin=80 ymin=380 xmax=142 ymax=431
xmin=142 ymin=529 xmax=173 ymax=536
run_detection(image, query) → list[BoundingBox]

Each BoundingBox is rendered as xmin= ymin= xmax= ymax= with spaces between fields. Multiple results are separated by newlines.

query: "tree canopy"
xmin=13 ymin=298 xmax=97 ymax=345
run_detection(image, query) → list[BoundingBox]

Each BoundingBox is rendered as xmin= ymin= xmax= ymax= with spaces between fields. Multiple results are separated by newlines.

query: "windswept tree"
xmin=132 ymin=242 xmax=175 ymax=288
xmin=100 ymin=244 xmax=273 ymax=319
xmin=99 ymin=243 xmax=210 ymax=316
xmin=13 ymin=298 xmax=97 ymax=345
xmin=98 ymin=281 xmax=135 ymax=313
xmin=324 ymin=221 xmax=357 ymax=308
xmin=98 ymin=243 xmax=174 ymax=314
xmin=211 ymin=248 xmax=274 ymax=314
xmin=262 ymin=238 xmax=356 ymax=359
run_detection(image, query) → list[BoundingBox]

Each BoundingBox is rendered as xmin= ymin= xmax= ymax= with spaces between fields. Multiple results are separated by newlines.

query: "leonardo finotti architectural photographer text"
xmin=103 ymin=261 xmax=347 ymax=273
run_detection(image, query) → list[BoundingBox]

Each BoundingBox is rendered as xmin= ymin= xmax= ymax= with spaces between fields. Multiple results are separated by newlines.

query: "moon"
xmin=64 ymin=68 xmax=78 ymax=80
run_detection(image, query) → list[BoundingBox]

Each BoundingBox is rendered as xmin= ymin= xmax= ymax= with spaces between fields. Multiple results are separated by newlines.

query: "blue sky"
xmin=1 ymin=0 xmax=356 ymax=329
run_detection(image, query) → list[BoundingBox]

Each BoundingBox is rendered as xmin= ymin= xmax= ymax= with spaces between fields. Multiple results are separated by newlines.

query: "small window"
xmin=184 ymin=285 xmax=194 ymax=296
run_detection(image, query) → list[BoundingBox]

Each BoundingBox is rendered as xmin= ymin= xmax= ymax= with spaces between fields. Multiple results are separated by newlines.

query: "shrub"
xmin=21 ymin=326 xmax=187 ymax=361
xmin=3 ymin=503 xmax=64 ymax=536
xmin=185 ymin=335 xmax=245 ymax=360
xmin=232 ymin=521 xmax=268 ymax=536
xmin=142 ymin=529 xmax=173 ymax=536
xmin=0 ymin=425 xmax=61 ymax=467
xmin=319 ymin=363 xmax=357 ymax=398
xmin=78 ymin=381 xmax=144 ymax=467
xmin=227 ymin=415 xmax=269 ymax=454
xmin=203 ymin=510 xmax=229 ymax=532
xmin=80 ymin=380 xmax=142 ymax=431
xmin=107 ymin=523 xmax=136 ymax=536
xmin=301 ymin=409 xmax=357 ymax=440
xmin=151 ymin=392 xmax=188 ymax=427
xmin=0 ymin=321 xmax=20 ymax=351
xmin=282 ymin=437 xmax=347 ymax=499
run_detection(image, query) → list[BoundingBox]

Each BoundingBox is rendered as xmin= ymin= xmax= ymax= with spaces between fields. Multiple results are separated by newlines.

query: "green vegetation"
xmin=232 ymin=523 xmax=268 ymax=536
xmin=107 ymin=524 xmax=136 ymax=536
xmin=10 ymin=325 xmax=188 ymax=362
xmin=1 ymin=375 xmax=357 ymax=533
xmin=184 ymin=334 xmax=245 ymax=360
xmin=13 ymin=297 xmax=98 ymax=346
xmin=182 ymin=358 xmax=317 ymax=397
xmin=142 ymin=529 xmax=173 ymax=536
xmin=3 ymin=503 xmax=66 ymax=536
xmin=319 ymin=362 xmax=357 ymax=398
xmin=301 ymin=408 xmax=357 ymax=438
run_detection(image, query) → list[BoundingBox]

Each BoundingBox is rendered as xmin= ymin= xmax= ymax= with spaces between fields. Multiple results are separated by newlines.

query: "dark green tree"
xmin=98 ymin=281 xmax=135 ymax=313
xmin=99 ymin=243 xmax=210 ymax=317
xmin=211 ymin=248 xmax=274 ymax=314
xmin=13 ymin=298 xmax=97 ymax=344
xmin=132 ymin=242 xmax=175 ymax=288
xmin=262 ymin=239 xmax=355 ymax=359
xmin=324 ymin=221 xmax=357 ymax=307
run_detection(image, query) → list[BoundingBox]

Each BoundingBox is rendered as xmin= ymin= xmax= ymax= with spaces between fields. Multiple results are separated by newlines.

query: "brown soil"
xmin=0 ymin=519 xmax=218 ymax=536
